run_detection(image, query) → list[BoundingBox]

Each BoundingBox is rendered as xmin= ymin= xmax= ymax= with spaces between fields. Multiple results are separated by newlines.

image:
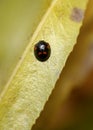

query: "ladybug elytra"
xmin=34 ymin=40 xmax=51 ymax=62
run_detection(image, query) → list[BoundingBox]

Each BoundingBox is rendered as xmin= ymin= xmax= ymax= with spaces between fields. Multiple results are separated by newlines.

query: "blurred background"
xmin=0 ymin=0 xmax=93 ymax=130
xmin=32 ymin=0 xmax=93 ymax=129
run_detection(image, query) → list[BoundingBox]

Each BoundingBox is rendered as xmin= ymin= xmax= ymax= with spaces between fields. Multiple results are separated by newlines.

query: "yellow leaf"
xmin=0 ymin=0 xmax=88 ymax=129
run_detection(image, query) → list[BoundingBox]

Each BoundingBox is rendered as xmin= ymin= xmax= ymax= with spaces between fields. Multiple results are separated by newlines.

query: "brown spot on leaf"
xmin=71 ymin=7 xmax=84 ymax=22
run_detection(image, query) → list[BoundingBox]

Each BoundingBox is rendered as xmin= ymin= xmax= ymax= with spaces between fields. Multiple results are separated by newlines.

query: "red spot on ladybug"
xmin=38 ymin=52 xmax=42 ymax=55
xmin=34 ymin=40 xmax=51 ymax=62
xmin=34 ymin=47 xmax=37 ymax=50
xmin=47 ymin=45 xmax=50 ymax=49
xmin=43 ymin=51 xmax=47 ymax=55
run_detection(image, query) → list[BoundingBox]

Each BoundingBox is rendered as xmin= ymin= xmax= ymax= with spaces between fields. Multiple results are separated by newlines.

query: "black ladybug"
xmin=34 ymin=40 xmax=51 ymax=62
